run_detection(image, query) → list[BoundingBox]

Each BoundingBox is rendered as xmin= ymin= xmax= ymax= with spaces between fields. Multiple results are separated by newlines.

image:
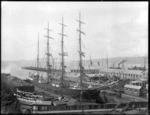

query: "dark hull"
xmin=30 ymin=78 xmax=120 ymax=103
xmin=31 ymin=80 xmax=102 ymax=101
xmin=32 ymin=80 xmax=80 ymax=98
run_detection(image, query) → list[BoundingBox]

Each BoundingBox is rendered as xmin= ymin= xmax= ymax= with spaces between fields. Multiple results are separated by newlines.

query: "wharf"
xmin=104 ymin=89 xmax=148 ymax=103
xmin=122 ymin=93 xmax=148 ymax=102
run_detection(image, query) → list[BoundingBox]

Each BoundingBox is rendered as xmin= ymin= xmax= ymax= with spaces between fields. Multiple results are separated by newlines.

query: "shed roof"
xmin=87 ymin=74 xmax=100 ymax=77
xmin=138 ymin=78 xmax=147 ymax=82
xmin=131 ymin=81 xmax=139 ymax=84
xmin=124 ymin=84 xmax=141 ymax=89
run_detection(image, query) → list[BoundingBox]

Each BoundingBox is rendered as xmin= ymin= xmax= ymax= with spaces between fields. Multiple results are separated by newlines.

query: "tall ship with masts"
xmin=22 ymin=13 xmax=119 ymax=101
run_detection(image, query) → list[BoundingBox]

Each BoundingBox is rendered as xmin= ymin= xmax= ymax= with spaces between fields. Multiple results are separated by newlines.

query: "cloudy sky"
xmin=2 ymin=2 xmax=148 ymax=61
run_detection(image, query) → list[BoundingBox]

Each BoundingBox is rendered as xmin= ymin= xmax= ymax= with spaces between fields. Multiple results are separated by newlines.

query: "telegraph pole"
xmin=44 ymin=22 xmax=53 ymax=84
xmin=76 ymin=12 xmax=85 ymax=114
xmin=59 ymin=17 xmax=68 ymax=88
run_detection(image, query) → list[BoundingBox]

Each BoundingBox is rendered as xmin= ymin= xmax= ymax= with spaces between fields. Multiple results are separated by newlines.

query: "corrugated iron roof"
xmin=124 ymin=84 xmax=141 ymax=89
xmin=131 ymin=81 xmax=139 ymax=83
xmin=87 ymin=74 xmax=100 ymax=77
xmin=138 ymin=78 xmax=147 ymax=82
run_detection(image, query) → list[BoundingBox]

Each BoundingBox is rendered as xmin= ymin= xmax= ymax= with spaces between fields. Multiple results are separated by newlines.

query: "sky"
xmin=2 ymin=2 xmax=148 ymax=61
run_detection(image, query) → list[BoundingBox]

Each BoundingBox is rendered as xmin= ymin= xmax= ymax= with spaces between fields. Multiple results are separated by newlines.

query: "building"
xmin=130 ymin=78 xmax=147 ymax=87
xmin=124 ymin=84 xmax=142 ymax=97
xmin=99 ymin=68 xmax=146 ymax=81
xmin=141 ymin=70 xmax=148 ymax=79
xmin=70 ymin=67 xmax=146 ymax=81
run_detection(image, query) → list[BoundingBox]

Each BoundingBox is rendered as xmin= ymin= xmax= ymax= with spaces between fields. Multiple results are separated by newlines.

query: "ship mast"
xmin=76 ymin=12 xmax=85 ymax=114
xmin=106 ymin=52 xmax=108 ymax=68
xmin=89 ymin=53 xmax=92 ymax=70
xmin=44 ymin=22 xmax=53 ymax=84
xmin=37 ymin=33 xmax=40 ymax=81
xmin=144 ymin=57 xmax=146 ymax=69
xmin=59 ymin=17 xmax=68 ymax=87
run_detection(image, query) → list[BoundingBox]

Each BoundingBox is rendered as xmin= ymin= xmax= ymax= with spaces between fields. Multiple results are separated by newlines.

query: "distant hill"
xmin=82 ymin=56 xmax=148 ymax=68
xmin=1 ymin=56 xmax=148 ymax=79
xmin=67 ymin=56 xmax=148 ymax=70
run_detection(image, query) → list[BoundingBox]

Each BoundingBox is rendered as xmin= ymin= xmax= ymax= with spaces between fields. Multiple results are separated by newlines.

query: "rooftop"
xmin=131 ymin=81 xmax=139 ymax=84
xmin=138 ymin=78 xmax=147 ymax=82
xmin=124 ymin=84 xmax=142 ymax=89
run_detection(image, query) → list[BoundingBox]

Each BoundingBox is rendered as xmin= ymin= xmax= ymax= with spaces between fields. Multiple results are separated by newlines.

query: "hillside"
xmin=1 ymin=74 xmax=22 ymax=114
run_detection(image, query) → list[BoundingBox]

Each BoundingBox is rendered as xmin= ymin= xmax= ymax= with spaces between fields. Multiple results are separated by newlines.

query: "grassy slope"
xmin=1 ymin=75 xmax=22 ymax=114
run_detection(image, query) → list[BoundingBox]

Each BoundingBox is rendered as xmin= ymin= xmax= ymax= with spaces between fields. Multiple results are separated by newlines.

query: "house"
xmin=124 ymin=84 xmax=142 ymax=97
xmin=130 ymin=78 xmax=147 ymax=87
xmin=137 ymin=78 xmax=147 ymax=87
xmin=141 ymin=70 xmax=148 ymax=79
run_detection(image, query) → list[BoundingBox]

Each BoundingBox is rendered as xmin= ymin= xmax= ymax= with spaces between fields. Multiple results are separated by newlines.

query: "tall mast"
xmin=76 ymin=12 xmax=85 ymax=114
xmin=144 ymin=57 xmax=146 ymax=69
xmin=59 ymin=17 xmax=68 ymax=87
xmin=53 ymin=58 xmax=55 ymax=78
xmin=89 ymin=54 xmax=91 ymax=70
xmin=90 ymin=53 xmax=93 ymax=66
xmin=44 ymin=22 xmax=53 ymax=84
xmin=106 ymin=52 xmax=108 ymax=68
xmin=89 ymin=53 xmax=92 ymax=70
xmin=37 ymin=33 xmax=40 ymax=81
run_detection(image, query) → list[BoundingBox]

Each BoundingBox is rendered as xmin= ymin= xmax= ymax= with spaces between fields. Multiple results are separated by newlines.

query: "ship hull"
xmin=32 ymin=80 xmax=81 ymax=98
xmin=29 ymin=77 xmax=119 ymax=103
xmin=30 ymin=80 xmax=102 ymax=102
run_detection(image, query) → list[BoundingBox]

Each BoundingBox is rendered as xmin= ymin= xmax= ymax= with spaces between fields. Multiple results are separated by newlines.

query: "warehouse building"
xmin=124 ymin=84 xmax=142 ymax=97
xmin=98 ymin=68 xmax=146 ymax=81
xmin=70 ymin=67 xmax=147 ymax=81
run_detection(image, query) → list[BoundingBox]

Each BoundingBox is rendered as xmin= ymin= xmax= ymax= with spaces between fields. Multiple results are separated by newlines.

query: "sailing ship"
xmin=22 ymin=13 xmax=119 ymax=101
